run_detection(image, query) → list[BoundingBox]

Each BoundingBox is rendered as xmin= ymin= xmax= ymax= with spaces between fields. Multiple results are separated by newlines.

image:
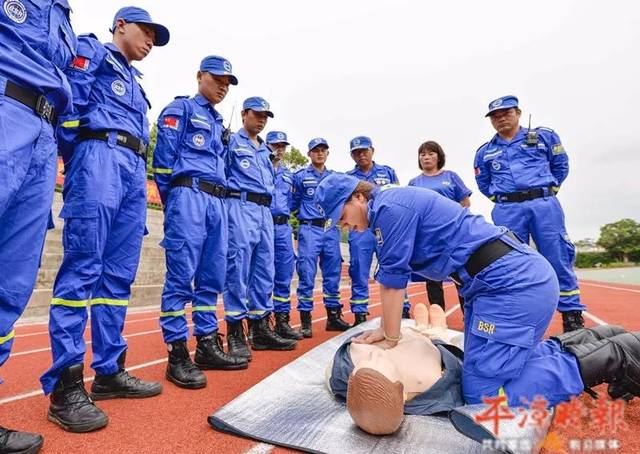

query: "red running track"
xmin=0 ymin=280 xmax=639 ymax=453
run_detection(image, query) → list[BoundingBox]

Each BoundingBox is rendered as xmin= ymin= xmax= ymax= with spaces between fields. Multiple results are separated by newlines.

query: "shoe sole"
xmin=165 ymin=372 xmax=207 ymax=389
xmin=250 ymin=344 xmax=297 ymax=351
xmin=195 ymin=361 xmax=249 ymax=371
xmin=47 ymin=411 xmax=109 ymax=433
xmin=90 ymin=384 xmax=163 ymax=401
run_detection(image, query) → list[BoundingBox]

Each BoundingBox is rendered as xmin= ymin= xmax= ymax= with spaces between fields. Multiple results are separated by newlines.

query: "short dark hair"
xmin=418 ymin=141 xmax=445 ymax=170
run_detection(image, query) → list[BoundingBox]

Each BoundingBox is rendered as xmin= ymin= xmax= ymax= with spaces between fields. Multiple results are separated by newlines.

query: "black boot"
xmin=326 ymin=307 xmax=351 ymax=332
xmin=552 ymin=325 xmax=626 ymax=347
xmin=274 ymin=312 xmax=303 ymax=340
xmin=194 ymin=332 xmax=248 ymax=370
xmin=299 ymin=311 xmax=313 ymax=338
xmin=166 ymin=341 xmax=207 ymax=389
xmin=565 ymin=332 xmax=640 ymax=401
xmin=248 ymin=317 xmax=297 ymax=350
xmin=48 ymin=364 xmax=108 ymax=433
xmin=227 ymin=320 xmax=252 ymax=361
xmin=402 ymin=307 xmax=411 ymax=319
xmin=0 ymin=426 xmax=43 ymax=454
xmin=352 ymin=312 xmax=368 ymax=327
xmin=91 ymin=351 xmax=162 ymax=400
xmin=562 ymin=310 xmax=585 ymax=332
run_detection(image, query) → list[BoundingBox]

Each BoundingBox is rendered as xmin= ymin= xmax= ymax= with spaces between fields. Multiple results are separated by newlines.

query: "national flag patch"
xmin=70 ymin=56 xmax=90 ymax=71
xmin=162 ymin=117 xmax=179 ymax=130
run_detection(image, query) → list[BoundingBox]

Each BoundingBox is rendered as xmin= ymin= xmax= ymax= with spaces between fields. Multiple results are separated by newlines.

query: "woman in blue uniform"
xmin=408 ymin=141 xmax=470 ymax=311
xmin=314 ymin=173 xmax=640 ymax=407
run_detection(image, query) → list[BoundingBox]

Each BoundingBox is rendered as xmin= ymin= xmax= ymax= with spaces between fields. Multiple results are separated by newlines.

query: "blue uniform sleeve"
xmin=153 ymin=99 xmax=187 ymax=206
xmin=284 ymin=170 xmax=295 ymax=211
xmin=473 ymin=143 xmax=493 ymax=200
xmin=407 ymin=176 xmax=418 ymax=187
xmin=450 ymin=171 xmax=472 ymax=202
xmin=373 ymin=204 xmax=419 ymax=289
xmin=389 ymin=167 xmax=400 ymax=184
xmin=539 ymin=128 xmax=569 ymax=188
xmin=290 ymin=171 xmax=302 ymax=213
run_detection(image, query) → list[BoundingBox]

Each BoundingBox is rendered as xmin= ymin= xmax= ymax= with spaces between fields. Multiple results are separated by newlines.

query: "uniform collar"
xmin=492 ymin=126 xmax=525 ymax=146
xmin=193 ymin=93 xmax=223 ymax=121
xmin=352 ymin=161 xmax=378 ymax=177
xmin=238 ymin=128 xmax=264 ymax=149
xmin=306 ymin=164 xmax=327 ymax=177
xmin=105 ymin=42 xmax=143 ymax=77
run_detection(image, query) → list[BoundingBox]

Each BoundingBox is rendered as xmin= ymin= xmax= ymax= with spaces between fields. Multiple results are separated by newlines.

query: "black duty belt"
xmin=79 ymin=129 xmax=147 ymax=159
xmin=273 ymin=215 xmax=290 ymax=225
xmin=170 ymin=176 xmax=226 ymax=198
xmin=495 ymin=186 xmax=555 ymax=203
xmin=4 ymin=80 xmax=57 ymax=124
xmin=299 ymin=218 xmax=326 ymax=228
xmin=450 ymin=231 xmax=518 ymax=285
xmin=226 ymin=191 xmax=272 ymax=207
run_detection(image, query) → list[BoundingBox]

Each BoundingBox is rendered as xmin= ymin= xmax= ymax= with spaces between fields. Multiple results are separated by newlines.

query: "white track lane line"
xmin=243 ymin=442 xmax=274 ymax=454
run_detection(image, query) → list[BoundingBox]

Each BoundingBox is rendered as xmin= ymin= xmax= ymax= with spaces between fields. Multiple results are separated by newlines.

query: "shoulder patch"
xmin=161 ymin=117 xmax=179 ymax=130
xmin=70 ymin=55 xmax=90 ymax=71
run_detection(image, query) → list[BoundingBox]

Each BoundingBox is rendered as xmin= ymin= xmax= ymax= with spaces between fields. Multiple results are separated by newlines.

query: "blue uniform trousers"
xmin=0 ymin=99 xmax=57 ymax=377
xmin=296 ymin=224 xmax=342 ymax=311
xmin=40 ymin=138 xmax=146 ymax=394
xmin=159 ymin=186 xmax=227 ymax=343
xmin=223 ymin=198 xmax=274 ymax=322
xmin=273 ymin=223 xmax=295 ymax=313
xmin=348 ymin=230 xmax=411 ymax=313
xmin=492 ymin=196 xmax=584 ymax=313
xmin=459 ymin=237 xmax=583 ymax=407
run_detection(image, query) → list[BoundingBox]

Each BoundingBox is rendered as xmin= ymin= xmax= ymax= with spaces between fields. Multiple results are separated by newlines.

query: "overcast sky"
xmin=71 ymin=0 xmax=639 ymax=241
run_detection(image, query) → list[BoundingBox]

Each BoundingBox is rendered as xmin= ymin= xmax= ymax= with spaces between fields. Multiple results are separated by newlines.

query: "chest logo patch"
xmin=491 ymin=161 xmax=501 ymax=171
xmin=192 ymin=134 xmax=206 ymax=147
xmin=240 ymin=159 xmax=250 ymax=169
xmin=111 ymin=80 xmax=126 ymax=97
xmin=4 ymin=0 xmax=27 ymax=24
xmin=306 ymin=187 xmax=315 ymax=196
xmin=375 ymin=227 xmax=384 ymax=246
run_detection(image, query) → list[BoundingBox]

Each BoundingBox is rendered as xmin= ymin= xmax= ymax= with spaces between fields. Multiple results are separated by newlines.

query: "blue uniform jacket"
xmin=271 ymin=165 xmax=294 ymax=217
xmin=408 ymin=170 xmax=472 ymax=203
xmin=329 ymin=334 xmax=465 ymax=415
xmin=473 ymin=127 xmax=569 ymax=198
xmin=369 ymin=186 xmax=505 ymax=287
xmin=57 ymin=34 xmax=151 ymax=162
xmin=225 ymin=128 xmax=274 ymax=195
xmin=346 ymin=162 xmax=399 ymax=186
xmin=292 ymin=165 xmax=334 ymax=220
xmin=152 ymin=94 xmax=227 ymax=205
xmin=0 ymin=0 xmax=76 ymax=114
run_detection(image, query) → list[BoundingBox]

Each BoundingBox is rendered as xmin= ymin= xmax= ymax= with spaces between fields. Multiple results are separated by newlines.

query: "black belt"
xmin=79 ymin=129 xmax=146 ymax=159
xmin=273 ymin=215 xmax=290 ymax=225
xmin=495 ymin=186 xmax=555 ymax=203
xmin=299 ymin=218 xmax=326 ymax=228
xmin=4 ymin=80 xmax=57 ymax=124
xmin=170 ymin=176 xmax=226 ymax=198
xmin=450 ymin=232 xmax=518 ymax=285
xmin=226 ymin=191 xmax=272 ymax=207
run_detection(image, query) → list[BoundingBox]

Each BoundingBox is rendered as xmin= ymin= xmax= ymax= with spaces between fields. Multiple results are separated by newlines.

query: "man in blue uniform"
xmin=474 ymin=95 xmax=585 ymax=332
xmin=315 ymin=174 xmax=640 ymax=409
xmin=267 ymin=131 xmax=303 ymax=341
xmin=345 ymin=136 xmax=411 ymax=324
xmin=292 ymin=138 xmax=350 ymax=337
xmin=1 ymin=0 xmax=77 ymax=450
xmin=153 ymin=56 xmax=248 ymax=390
xmin=223 ymin=97 xmax=297 ymax=361
xmin=39 ymin=6 xmax=169 ymax=433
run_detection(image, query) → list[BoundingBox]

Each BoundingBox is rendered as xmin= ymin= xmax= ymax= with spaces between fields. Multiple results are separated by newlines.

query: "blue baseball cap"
xmin=266 ymin=131 xmax=289 ymax=145
xmin=485 ymin=95 xmax=519 ymax=117
xmin=308 ymin=137 xmax=328 ymax=151
xmin=243 ymin=97 xmax=273 ymax=118
xmin=350 ymin=135 xmax=373 ymax=152
xmin=315 ymin=174 xmax=360 ymax=228
xmin=200 ymin=56 xmax=238 ymax=85
xmin=110 ymin=6 xmax=170 ymax=47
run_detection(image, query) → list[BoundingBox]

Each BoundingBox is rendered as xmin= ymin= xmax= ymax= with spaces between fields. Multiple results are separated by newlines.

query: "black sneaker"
xmin=325 ymin=307 xmax=351 ymax=331
xmin=91 ymin=351 xmax=162 ymax=400
xmin=248 ymin=317 xmax=297 ymax=350
xmin=195 ymin=332 xmax=248 ymax=370
xmin=165 ymin=341 xmax=207 ymax=389
xmin=352 ymin=312 xmax=368 ymax=327
xmin=274 ymin=312 xmax=303 ymax=340
xmin=0 ymin=426 xmax=43 ymax=454
xmin=227 ymin=320 xmax=252 ymax=361
xmin=299 ymin=311 xmax=313 ymax=338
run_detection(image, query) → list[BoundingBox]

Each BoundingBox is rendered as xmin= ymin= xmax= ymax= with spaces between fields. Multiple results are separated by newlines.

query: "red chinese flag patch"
xmin=70 ymin=56 xmax=90 ymax=71
xmin=162 ymin=117 xmax=179 ymax=130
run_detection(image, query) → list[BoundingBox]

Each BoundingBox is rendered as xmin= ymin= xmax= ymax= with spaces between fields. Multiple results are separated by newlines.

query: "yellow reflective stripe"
xmin=489 ymin=195 xmax=496 ymax=202
xmin=498 ymin=387 xmax=508 ymax=406
xmin=551 ymin=186 xmax=560 ymax=193
xmin=0 ymin=330 xmax=15 ymax=345
xmin=248 ymin=310 xmax=267 ymax=315
xmin=51 ymin=298 xmax=88 ymax=308
xmin=153 ymin=168 xmax=173 ymax=174
xmin=90 ymin=298 xmax=128 ymax=307
xmin=160 ymin=310 xmax=186 ymax=317
xmin=323 ymin=294 xmax=340 ymax=298
xmin=298 ymin=297 xmax=313 ymax=302
xmin=192 ymin=306 xmax=217 ymax=312
xmin=225 ymin=311 xmax=243 ymax=316
xmin=273 ymin=296 xmax=289 ymax=303
xmin=559 ymin=290 xmax=581 ymax=297
xmin=350 ymin=299 xmax=369 ymax=304
xmin=61 ymin=119 xmax=80 ymax=128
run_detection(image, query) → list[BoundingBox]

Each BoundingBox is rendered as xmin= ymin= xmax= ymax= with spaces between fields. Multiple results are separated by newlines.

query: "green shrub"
xmin=575 ymin=251 xmax=615 ymax=268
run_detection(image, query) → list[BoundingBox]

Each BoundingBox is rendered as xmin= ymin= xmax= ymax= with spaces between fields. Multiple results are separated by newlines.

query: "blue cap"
xmin=266 ymin=131 xmax=289 ymax=145
xmin=110 ymin=6 xmax=170 ymax=47
xmin=315 ymin=174 xmax=360 ymax=228
xmin=243 ymin=97 xmax=273 ymax=118
xmin=308 ymin=137 xmax=328 ymax=151
xmin=350 ymin=135 xmax=373 ymax=152
xmin=485 ymin=95 xmax=519 ymax=117
xmin=200 ymin=56 xmax=238 ymax=85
